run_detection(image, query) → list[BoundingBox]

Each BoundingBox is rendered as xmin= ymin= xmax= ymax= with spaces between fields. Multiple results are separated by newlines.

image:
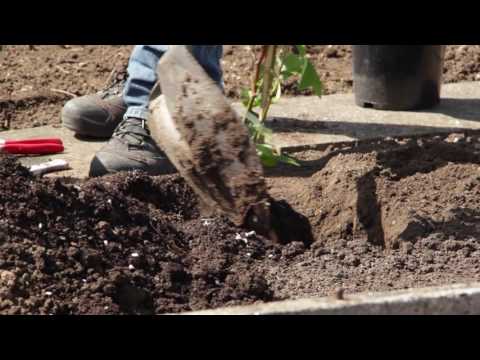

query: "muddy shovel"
xmin=149 ymin=45 xmax=313 ymax=245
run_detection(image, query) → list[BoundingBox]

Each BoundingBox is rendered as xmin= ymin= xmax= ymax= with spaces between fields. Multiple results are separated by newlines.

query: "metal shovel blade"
xmin=148 ymin=45 xmax=270 ymax=227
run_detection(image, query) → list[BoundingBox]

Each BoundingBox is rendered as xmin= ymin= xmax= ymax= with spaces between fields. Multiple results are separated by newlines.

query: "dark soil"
xmin=2 ymin=130 xmax=480 ymax=314
xmin=262 ymin=131 xmax=480 ymax=299
xmin=2 ymin=45 xmax=480 ymax=131
xmin=2 ymin=45 xmax=480 ymax=314
xmin=0 ymin=45 xmax=132 ymax=131
xmin=153 ymin=73 xmax=313 ymax=245
xmin=0 ymin=157 xmax=280 ymax=314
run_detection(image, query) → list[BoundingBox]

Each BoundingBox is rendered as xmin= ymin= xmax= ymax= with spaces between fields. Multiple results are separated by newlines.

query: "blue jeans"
xmin=123 ymin=45 xmax=224 ymax=120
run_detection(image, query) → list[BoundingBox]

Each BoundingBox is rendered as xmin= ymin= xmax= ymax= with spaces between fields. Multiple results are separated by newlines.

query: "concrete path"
xmin=185 ymin=282 xmax=480 ymax=315
xmin=3 ymin=81 xmax=480 ymax=178
xmin=262 ymin=81 xmax=480 ymax=151
xmin=3 ymin=125 xmax=105 ymax=178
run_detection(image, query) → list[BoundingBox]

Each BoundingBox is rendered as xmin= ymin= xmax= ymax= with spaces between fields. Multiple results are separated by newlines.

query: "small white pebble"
xmin=107 ymin=199 xmax=112 ymax=205
xmin=245 ymin=231 xmax=256 ymax=238
xmin=103 ymin=240 xmax=108 ymax=246
xmin=214 ymin=280 xmax=221 ymax=286
xmin=268 ymin=254 xmax=274 ymax=259
xmin=128 ymin=264 xmax=135 ymax=270
xmin=246 ymin=253 xmax=252 ymax=257
xmin=235 ymin=234 xmax=243 ymax=241
xmin=45 ymin=291 xmax=52 ymax=296
xmin=38 ymin=223 xmax=43 ymax=230
xmin=104 ymin=306 xmax=109 ymax=310
xmin=202 ymin=219 xmax=214 ymax=226
xmin=131 ymin=253 xmax=139 ymax=258
xmin=82 ymin=279 xmax=87 ymax=283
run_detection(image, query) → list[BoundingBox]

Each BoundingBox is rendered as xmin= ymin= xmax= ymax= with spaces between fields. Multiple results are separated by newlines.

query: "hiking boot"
xmin=62 ymin=74 xmax=127 ymax=138
xmin=89 ymin=117 xmax=177 ymax=177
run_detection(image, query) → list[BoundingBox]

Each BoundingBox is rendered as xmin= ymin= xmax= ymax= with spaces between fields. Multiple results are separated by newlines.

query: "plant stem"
xmin=244 ymin=46 xmax=268 ymax=123
xmin=251 ymin=46 xmax=267 ymax=94
xmin=259 ymin=45 xmax=277 ymax=122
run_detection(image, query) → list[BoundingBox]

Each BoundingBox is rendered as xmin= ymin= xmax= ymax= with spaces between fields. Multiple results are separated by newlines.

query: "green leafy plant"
xmin=242 ymin=45 xmax=323 ymax=167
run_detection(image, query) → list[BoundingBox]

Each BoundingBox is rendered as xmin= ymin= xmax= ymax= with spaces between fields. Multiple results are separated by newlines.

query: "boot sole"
xmin=89 ymin=155 xmax=179 ymax=178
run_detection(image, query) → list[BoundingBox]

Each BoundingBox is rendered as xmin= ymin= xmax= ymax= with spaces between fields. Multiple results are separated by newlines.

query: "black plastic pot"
xmin=353 ymin=45 xmax=446 ymax=111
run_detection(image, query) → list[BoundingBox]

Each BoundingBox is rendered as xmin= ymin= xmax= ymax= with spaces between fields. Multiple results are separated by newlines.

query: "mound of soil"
xmin=2 ymin=45 xmax=480 ymax=131
xmin=259 ymin=133 xmax=480 ymax=298
xmin=273 ymin=133 xmax=480 ymax=249
xmin=262 ymin=131 xmax=480 ymax=299
xmin=2 ymin=131 xmax=480 ymax=314
xmin=0 ymin=157 xmax=281 ymax=314
xmin=3 ymin=45 xmax=480 ymax=313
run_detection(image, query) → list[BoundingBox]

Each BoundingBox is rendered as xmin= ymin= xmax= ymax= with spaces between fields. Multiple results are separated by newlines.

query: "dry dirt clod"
xmin=0 ymin=270 xmax=17 ymax=295
xmin=334 ymin=288 xmax=345 ymax=300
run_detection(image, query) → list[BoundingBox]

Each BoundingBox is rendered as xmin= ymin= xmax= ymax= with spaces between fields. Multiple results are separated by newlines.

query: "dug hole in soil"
xmin=2 ymin=131 xmax=480 ymax=314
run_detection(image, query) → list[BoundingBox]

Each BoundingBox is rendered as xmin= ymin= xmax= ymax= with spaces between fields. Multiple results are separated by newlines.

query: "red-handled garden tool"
xmin=0 ymin=138 xmax=64 ymax=155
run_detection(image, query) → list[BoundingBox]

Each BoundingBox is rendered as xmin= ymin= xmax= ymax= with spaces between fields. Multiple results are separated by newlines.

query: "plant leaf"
xmin=278 ymin=153 xmax=301 ymax=167
xmin=241 ymin=88 xmax=252 ymax=107
xmin=271 ymin=80 xmax=282 ymax=104
xmin=245 ymin=109 xmax=260 ymax=124
xmin=296 ymin=45 xmax=307 ymax=57
xmin=281 ymin=53 xmax=304 ymax=76
xmin=256 ymin=144 xmax=279 ymax=167
xmin=245 ymin=111 xmax=272 ymax=143
xmin=299 ymin=60 xmax=323 ymax=96
xmin=241 ymin=45 xmax=319 ymax=169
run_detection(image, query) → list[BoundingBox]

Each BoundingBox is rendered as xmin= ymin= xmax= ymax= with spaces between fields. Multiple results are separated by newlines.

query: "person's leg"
xmin=122 ymin=45 xmax=223 ymax=121
xmin=62 ymin=45 xmax=223 ymax=139
xmin=90 ymin=45 xmax=224 ymax=177
xmin=121 ymin=45 xmax=168 ymax=120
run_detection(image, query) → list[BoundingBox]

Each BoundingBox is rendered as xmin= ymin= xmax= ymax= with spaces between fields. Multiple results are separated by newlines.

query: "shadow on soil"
xmin=266 ymin=132 xmax=480 ymax=248
xmin=402 ymin=207 xmax=480 ymax=243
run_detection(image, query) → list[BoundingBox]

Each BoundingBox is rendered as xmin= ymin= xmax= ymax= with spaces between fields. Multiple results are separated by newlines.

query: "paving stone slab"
xmin=184 ymin=283 xmax=480 ymax=315
xmin=2 ymin=125 xmax=106 ymax=178
xmin=238 ymin=81 xmax=480 ymax=151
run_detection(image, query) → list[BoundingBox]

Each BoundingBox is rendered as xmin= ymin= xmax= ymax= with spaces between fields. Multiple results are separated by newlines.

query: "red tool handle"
xmin=4 ymin=138 xmax=63 ymax=145
xmin=2 ymin=143 xmax=65 ymax=155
